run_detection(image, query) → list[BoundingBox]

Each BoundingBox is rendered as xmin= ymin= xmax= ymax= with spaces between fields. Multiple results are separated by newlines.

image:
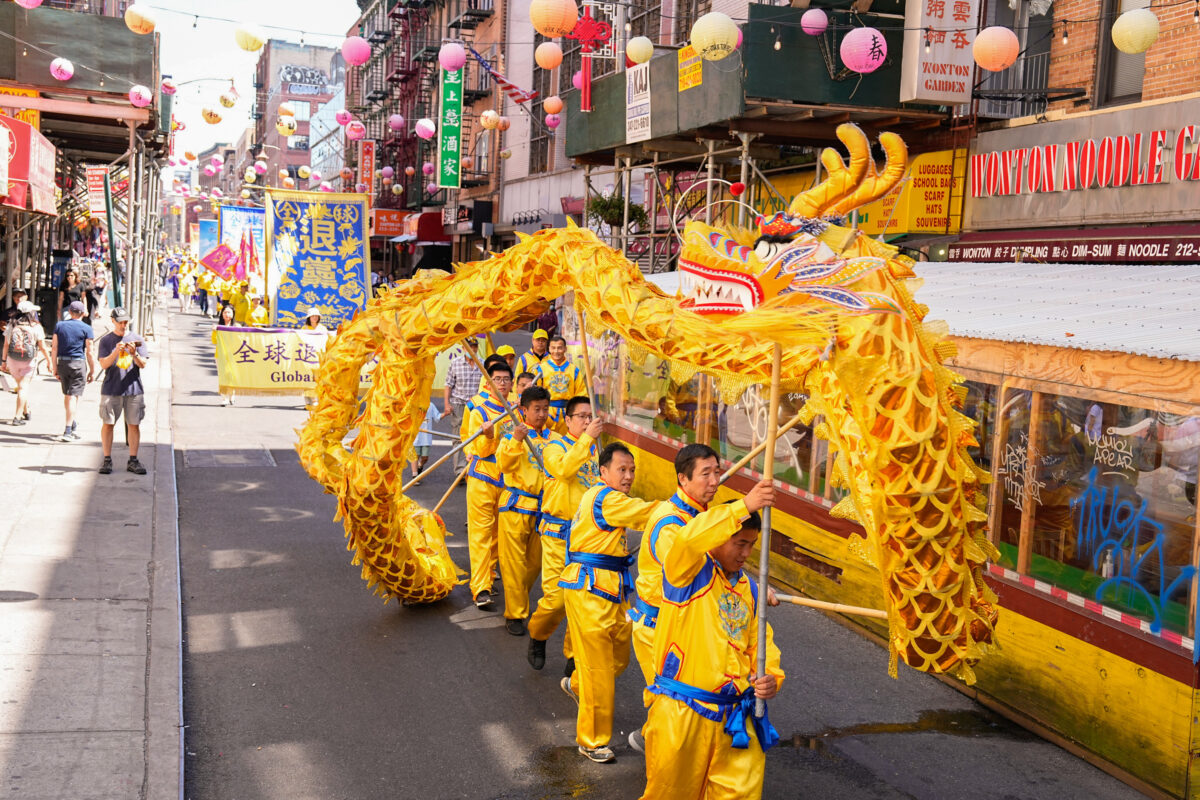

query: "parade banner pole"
xmin=576 ymin=305 xmax=598 ymax=408
xmin=774 ymin=593 xmax=889 ymax=620
xmin=418 ymin=427 xmax=460 ymax=441
xmin=432 ymin=466 xmax=470 ymax=514
xmin=756 ymin=343 xmax=782 ymax=718
xmin=463 ymin=345 xmax=545 ymax=471
xmin=719 ymin=412 xmax=805 ymax=485
xmin=401 ymin=426 xmax=490 ymax=492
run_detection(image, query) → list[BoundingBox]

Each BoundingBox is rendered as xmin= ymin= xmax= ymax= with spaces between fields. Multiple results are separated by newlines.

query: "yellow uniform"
xmin=639 ymin=499 xmax=784 ymax=800
xmin=527 ymin=431 xmax=600 ymax=656
xmin=462 ymin=392 xmax=513 ymax=599
xmin=561 ymin=485 xmax=657 ymax=749
xmin=231 ymin=290 xmax=250 ymax=325
xmin=247 ymin=305 xmax=269 ymax=327
xmin=515 ymin=350 xmax=547 ymax=378
xmin=534 ymin=358 xmax=586 ymax=433
xmin=629 ymin=491 xmax=745 ymax=686
xmin=495 ymin=427 xmax=556 ymax=620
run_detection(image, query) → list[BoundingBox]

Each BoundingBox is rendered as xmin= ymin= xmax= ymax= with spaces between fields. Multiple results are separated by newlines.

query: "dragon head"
xmin=677 ymin=125 xmax=909 ymax=319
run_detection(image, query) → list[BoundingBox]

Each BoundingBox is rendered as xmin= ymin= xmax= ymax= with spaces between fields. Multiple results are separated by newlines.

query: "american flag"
xmin=467 ymin=46 xmax=538 ymax=105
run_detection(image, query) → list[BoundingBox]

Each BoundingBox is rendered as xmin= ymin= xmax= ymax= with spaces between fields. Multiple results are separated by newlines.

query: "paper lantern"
xmin=15 ymin=0 xmax=44 ymax=8
xmin=347 ymin=120 xmax=367 ymax=140
xmin=497 ymin=116 xmax=511 ymax=131
xmin=626 ymin=36 xmax=653 ymax=64
xmin=381 ymin=166 xmax=394 ymax=178
xmin=840 ymin=27 xmax=887 ymax=74
xmin=124 ymin=3 xmax=155 ymax=34
xmin=321 ymin=182 xmax=334 ymax=192
xmin=340 ymin=167 xmax=355 ymax=181
xmin=461 ymin=156 xmax=474 ymax=169
xmin=220 ymin=89 xmax=238 ymax=108
xmin=545 ymin=113 xmax=561 ymax=129
xmin=254 ymin=161 xmax=268 ymax=174
xmin=356 ymin=182 xmax=369 ymax=192
xmin=439 ymin=42 xmax=467 ymax=71
xmin=736 ymin=28 xmax=743 ymax=49
xmin=801 ymin=9 xmax=828 ymax=36
xmin=374 ymin=169 xmax=383 ymax=179
xmin=277 ymin=117 xmax=298 ymax=136
xmin=426 ymin=182 xmax=439 ymax=194
xmin=342 ymin=36 xmax=372 ymax=66
xmin=283 ymin=177 xmax=296 ymax=189
xmin=336 ymin=109 xmax=353 ymax=126
xmin=423 ymin=161 xmax=435 ymax=175
xmin=571 ymin=70 xmax=583 ymax=91
xmin=245 ymin=172 xmax=257 ymax=184
xmin=500 ymin=149 xmax=512 ymax=160
xmin=973 ymin=26 xmax=1020 ymax=72
xmin=310 ymin=170 xmax=322 ymax=182
xmin=480 ymin=109 xmax=500 ymax=129
xmin=160 ymin=78 xmax=177 ymax=95
xmin=49 ymin=58 xmax=74 ymax=81
xmin=1111 ymin=8 xmax=1159 ymax=55
xmin=203 ymin=166 xmax=215 ymax=177
xmin=383 ymin=177 xmax=393 ymax=186
xmin=415 ymin=118 xmax=436 ymax=139
xmin=530 ymin=0 xmax=578 ymax=37
xmin=405 ymin=166 xmax=416 ymax=176
xmin=202 ymin=108 xmax=222 ymax=124
xmin=278 ymin=168 xmax=290 ymax=180
xmin=388 ymin=114 xmax=405 ymax=132
xmin=298 ymin=165 xmax=311 ymax=179
xmin=241 ymin=189 xmax=251 ymax=199
xmin=690 ymin=12 xmax=738 ymax=61
xmin=234 ymin=25 xmax=266 ymax=52
xmin=278 ymin=105 xmax=295 ymax=117
xmin=391 ymin=184 xmax=404 ymax=195
xmin=184 ymin=151 xmax=196 ymax=161
xmin=535 ymin=42 xmax=563 ymax=70
xmin=543 ymin=95 xmax=564 ymax=114
xmin=211 ymin=155 xmax=224 ymax=167
xmin=212 ymin=188 xmax=223 ymax=198
xmin=129 ymin=85 xmax=153 ymax=108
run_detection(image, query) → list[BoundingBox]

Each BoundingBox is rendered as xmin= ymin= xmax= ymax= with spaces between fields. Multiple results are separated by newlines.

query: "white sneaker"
xmin=578 ymin=745 xmax=615 ymax=763
xmin=560 ymin=676 xmax=579 ymax=705
xmin=628 ymin=729 xmax=645 ymax=753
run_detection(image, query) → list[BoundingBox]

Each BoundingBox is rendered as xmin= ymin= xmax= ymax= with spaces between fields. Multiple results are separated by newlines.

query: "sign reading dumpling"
xmin=900 ymin=0 xmax=981 ymax=104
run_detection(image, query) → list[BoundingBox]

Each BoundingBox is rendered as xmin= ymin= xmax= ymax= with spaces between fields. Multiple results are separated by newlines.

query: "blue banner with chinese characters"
xmin=265 ymin=189 xmax=370 ymax=328
xmin=219 ymin=205 xmax=266 ymax=259
xmin=212 ymin=326 xmax=374 ymax=396
xmin=198 ymin=219 xmax=219 ymax=258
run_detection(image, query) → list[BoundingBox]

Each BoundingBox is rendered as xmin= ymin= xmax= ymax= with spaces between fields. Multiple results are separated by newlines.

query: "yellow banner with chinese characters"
xmin=213 ymin=326 xmax=374 ymax=396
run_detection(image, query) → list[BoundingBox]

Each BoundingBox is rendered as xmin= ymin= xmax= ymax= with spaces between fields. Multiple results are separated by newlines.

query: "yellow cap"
xmin=496 ymin=345 xmax=515 ymax=356
xmin=533 ymin=329 xmax=549 ymax=339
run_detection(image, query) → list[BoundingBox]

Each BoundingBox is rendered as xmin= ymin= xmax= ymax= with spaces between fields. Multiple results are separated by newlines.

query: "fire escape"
xmin=386 ymin=0 xmax=426 ymax=209
xmin=448 ymin=0 xmax=494 ymax=190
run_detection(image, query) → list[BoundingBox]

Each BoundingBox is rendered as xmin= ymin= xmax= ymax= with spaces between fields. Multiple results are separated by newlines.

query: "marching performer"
xmin=515 ymin=328 xmax=550 ymax=376
xmin=639 ymin=482 xmax=783 ymax=800
xmin=495 ymin=386 xmax=556 ymax=635
xmin=527 ymin=395 xmax=603 ymax=675
xmin=560 ymin=443 xmax=657 ymax=763
xmin=462 ymin=361 xmax=515 ymax=609
xmin=534 ymin=335 xmax=586 ymax=433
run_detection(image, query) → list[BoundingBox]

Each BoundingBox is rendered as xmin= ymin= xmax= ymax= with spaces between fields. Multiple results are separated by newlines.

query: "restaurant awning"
xmin=948 ymin=224 xmax=1200 ymax=264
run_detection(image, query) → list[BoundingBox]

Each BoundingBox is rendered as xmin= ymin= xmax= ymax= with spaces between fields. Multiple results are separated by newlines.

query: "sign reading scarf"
xmin=212 ymin=326 xmax=374 ymax=396
xmin=265 ymin=189 xmax=370 ymax=329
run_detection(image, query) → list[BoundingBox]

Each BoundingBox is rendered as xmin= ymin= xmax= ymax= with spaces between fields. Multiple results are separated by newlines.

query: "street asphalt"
xmin=167 ymin=309 xmax=1148 ymax=800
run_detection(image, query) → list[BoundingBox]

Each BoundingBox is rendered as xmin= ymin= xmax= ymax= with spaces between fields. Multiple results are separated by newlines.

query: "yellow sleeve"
xmin=463 ymin=408 xmax=499 ymax=458
xmin=654 ymin=503 xmax=745 ymax=566
xmin=663 ymin=499 xmax=750 ymax=587
xmin=572 ymin=365 xmax=588 ymax=398
xmin=496 ymin=433 xmax=523 ymax=473
xmin=544 ymin=433 xmax=595 ymax=480
xmin=211 ymin=327 xmax=218 ymax=345
xmin=599 ymin=490 xmax=660 ymax=531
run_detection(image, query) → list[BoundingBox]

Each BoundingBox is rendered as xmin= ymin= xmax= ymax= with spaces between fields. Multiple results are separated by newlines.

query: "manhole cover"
xmin=182 ymin=448 xmax=277 ymax=468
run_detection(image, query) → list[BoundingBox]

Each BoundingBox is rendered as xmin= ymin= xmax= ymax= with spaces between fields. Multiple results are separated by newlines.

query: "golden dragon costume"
xmin=297 ymin=123 xmax=999 ymax=682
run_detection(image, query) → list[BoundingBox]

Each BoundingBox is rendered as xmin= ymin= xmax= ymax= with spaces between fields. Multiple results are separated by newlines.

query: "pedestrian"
xmin=50 ymin=300 xmax=97 ymax=441
xmin=410 ymin=401 xmax=440 ymax=478
xmin=212 ymin=305 xmax=237 ymax=406
xmin=515 ymin=328 xmax=550 ymax=377
xmin=96 ymin=307 xmax=149 ymax=475
xmin=441 ymin=337 xmax=482 ymax=472
xmin=57 ymin=268 xmax=86 ymax=323
xmin=462 ymin=361 xmax=514 ymax=609
xmin=2 ymin=300 xmax=52 ymax=425
xmin=302 ymin=307 xmax=328 ymax=333
xmin=92 ymin=263 xmax=109 ymax=311
xmin=4 ymin=288 xmax=33 ymax=326
xmin=196 ymin=268 xmax=212 ymax=317
xmin=535 ymin=335 xmax=587 ymax=434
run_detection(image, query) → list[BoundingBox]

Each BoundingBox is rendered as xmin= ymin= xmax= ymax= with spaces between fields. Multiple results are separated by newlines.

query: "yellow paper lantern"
xmin=234 ymin=25 xmax=267 ymax=52
xmin=500 ymin=149 xmax=512 ymax=160
xmin=278 ymin=168 xmax=290 ymax=180
xmin=535 ymin=42 xmax=563 ymax=70
xmin=1111 ymin=8 xmax=1159 ymax=55
xmin=480 ymin=109 xmax=500 ymax=130
xmin=245 ymin=172 xmax=257 ymax=184
xmin=283 ymin=177 xmax=296 ymax=189
xmin=530 ymin=0 xmax=578 ymax=38
xmin=973 ymin=27 xmax=1020 ymax=72
xmin=219 ymin=90 xmax=238 ymax=109
xmin=298 ymin=165 xmax=311 ymax=179
xmin=690 ymin=12 xmax=738 ymax=61
xmin=202 ymin=108 xmax=222 ymax=124
xmin=124 ymin=3 xmax=156 ymax=35
xmin=626 ymin=36 xmax=654 ymax=65
xmin=241 ymin=189 xmax=252 ymax=199
xmin=276 ymin=117 xmax=298 ymax=136
xmin=543 ymin=95 xmax=564 ymax=114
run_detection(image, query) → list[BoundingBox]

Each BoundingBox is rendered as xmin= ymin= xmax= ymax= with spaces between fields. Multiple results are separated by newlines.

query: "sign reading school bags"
xmin=265 ymin=189 xmax=371 ymax=329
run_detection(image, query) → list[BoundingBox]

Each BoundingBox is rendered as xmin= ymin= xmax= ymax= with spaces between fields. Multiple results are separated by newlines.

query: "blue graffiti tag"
xmin=1070 ymin=466 xmax=1196 ymax=638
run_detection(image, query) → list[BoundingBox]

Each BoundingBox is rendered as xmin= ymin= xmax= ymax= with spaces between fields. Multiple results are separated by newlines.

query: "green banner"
xmin=438 ymin=66 xmax=462 ymax=190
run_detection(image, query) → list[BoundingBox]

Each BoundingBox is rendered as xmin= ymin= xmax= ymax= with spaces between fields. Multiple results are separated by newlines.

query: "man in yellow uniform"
xmin=496 ymin=386 xmax=556 ymax=635
xmin=639 ymin=481 xmax=783 ymax=800
xmin=560 ymin=443 xmax=658 ymax=763
xmin=230 ymin=282 xmax=251 ymax=325
xmin=246 ymin=295 xmax=269 ymax=327
xmin=535 ymin=335 xmax=587 ymax=434
xmin=495 ymin=344 xmax=516 ymax=373
xmin=462 ymin=361 xmax=515 ymax=608
xmin=515 ymin=328 xmax=550 ymax=377
xmin=527 ymin=395 xmax=603 ymax=675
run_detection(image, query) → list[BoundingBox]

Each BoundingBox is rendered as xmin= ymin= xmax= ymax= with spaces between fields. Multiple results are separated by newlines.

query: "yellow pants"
xmin=563 ymin=588 xmax=630 ymax=748
xmin=639 ymin=693 xmax=766 ymax=800
xmin=630 ymin=617 xmax=656 ymax=686
xmin=497 ymin=511 xmax=542 ymax=620
xmin=526 ymin=535 xmax=573 ymax=659
xmin=466 ymin=477 xmax=502 ymax=598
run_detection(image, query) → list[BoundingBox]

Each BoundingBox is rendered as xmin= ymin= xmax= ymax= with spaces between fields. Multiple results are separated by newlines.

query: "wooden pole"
xmin=756 ymin=343 xmax=782 ymax=718
xmin=463 ymin=344 xmax=545 ymax=471
xmin=418 ymin=427 xmax=459 ymax=441
xmin=719 ymin=412 xmax=805 ymax=485
xmin=401 ymin=425 xmax=490 ymax=492
xmin=576 ymin=304 xmax=597 ymax=407
xmin=774 ymin=593 xmax=889 ymax=620
xmin=432 ymin=466 xmax=469 ymax=515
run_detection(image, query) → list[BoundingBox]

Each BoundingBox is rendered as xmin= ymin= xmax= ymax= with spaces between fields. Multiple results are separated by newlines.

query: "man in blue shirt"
xmin=50 ymin=300 xmax=96 ymax=441
xmin=96 ymin=307 xmax=149 ymax=475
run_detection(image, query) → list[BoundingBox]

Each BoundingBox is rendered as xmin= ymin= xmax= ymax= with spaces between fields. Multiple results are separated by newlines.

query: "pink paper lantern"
xmin=381 ymin=166 xmax=394 ymax=178
xmin=973 ymin=26 xmax=1020 ymax=72
xmin=801 ymin=9 xmax=828 ymax=36
xmin=355 ymin=182 xmax=368 ymax=193
xmin=342 ymin=36 xmax=372 ymax=67
xmin=336 ymin=109 xmax=353 ymax=126
xmin=545 ymin=113 xmax=561 ymax=129
xmin=309 ymin=170 xmax=323 ymax=182
xmin=346 ymin=121 xmax=367 ymax=141
xmin=415 ymin=118 xmax=436 ymax=139
xmin=210 ymin=155 xmax=224 ymax=167
xmin=254 ymin=162 xmax=268 ymax=175
xmin=388 ymin=114 xmax=405 ymax=132
xmin=15 ymin=0 xmax=44 ymax=8
xmin=438 ymin=42 xmax=466 ymax=72
xmin=320 ymin=182 xmax=333 ymax=192
xmin=736 ymin=28 xmax=743 ymax=49
xmin=422 ymin=162 xmax=435 ymax=176
xmin=571 ymin=70 xmax=583 ymax=91
xmin=203 ymin=165 xmax=216 ymax=177
xmin=426 ymin=182 xmax=439 ymax=194
xmin=840 ymin=27 xmax=887 ymax=74
xmin=128 ymin=84 xmax=153 ymax=108
xmin=160 ymin=78 xmax=176 ymax=95
xmin=49 ymin=58 xmax=74 ymax=81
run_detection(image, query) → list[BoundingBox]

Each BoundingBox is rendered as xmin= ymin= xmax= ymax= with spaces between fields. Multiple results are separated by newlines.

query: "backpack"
xmin=7 ymin=324 xmax=38 ymax=361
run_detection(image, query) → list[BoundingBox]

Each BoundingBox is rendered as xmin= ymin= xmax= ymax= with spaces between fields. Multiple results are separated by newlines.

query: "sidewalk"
xmin=0 ymin=307 xmax=181 ymax=800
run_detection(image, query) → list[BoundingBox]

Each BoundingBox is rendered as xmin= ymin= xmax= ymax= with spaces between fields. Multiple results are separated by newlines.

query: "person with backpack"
xmin=1 ymin=300 xmax=52 ymax=426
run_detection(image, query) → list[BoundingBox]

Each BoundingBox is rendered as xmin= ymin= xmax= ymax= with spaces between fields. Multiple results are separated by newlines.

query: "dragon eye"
xmin=754 ymin=240 xmax=782 ymax=262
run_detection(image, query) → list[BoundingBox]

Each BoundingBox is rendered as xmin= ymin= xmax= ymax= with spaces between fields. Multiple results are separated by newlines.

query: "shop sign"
xmin=371 ymin=208 xmax=409 ymax=237
xmin=0 ymin=115 xmax=55 ymax=215
xmin=948 ymin=232 xmax=1200 ymax=263
xmin=86 ymin=166 xmax=108 ymax=214
xmin=357 ymin=139 xmax=376 ymax=205
xmin=678 ymin=45 xmax=702 ymax=92
xmin=438 ymin=67 xmax=463 ymax=190
xmin=0 ymin=86 xmax=40 ymax=130
xmin=625 ymin=63 xmax=651 ymax=144
xmin=900 ymin=0 xmax=980 ymax=104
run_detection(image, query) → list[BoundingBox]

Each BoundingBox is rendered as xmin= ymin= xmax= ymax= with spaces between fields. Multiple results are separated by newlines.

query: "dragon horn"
xmin=828 ymin=132 xmax=909 ymax=217
xmin=788 ymin=123 xmax=871 ymax=218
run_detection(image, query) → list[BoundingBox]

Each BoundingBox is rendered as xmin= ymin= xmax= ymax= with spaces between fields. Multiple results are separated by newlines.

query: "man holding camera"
xmin=96 ymin=307 xmax=149 ymax=475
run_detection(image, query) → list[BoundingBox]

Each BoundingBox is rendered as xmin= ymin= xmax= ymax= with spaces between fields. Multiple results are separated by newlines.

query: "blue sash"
xmin=550 ymin=399 xmax=568 ymax=409
xmin=500 ymin=487 xmax=541 ymax=517
xmin=650 ymin=674 xmax=780 ymax=751
xmin=559 ymin=550 xmax=635 ymax=603
xmin=539 ymin=513 xmax=571 ymax=540
xmin=467 ymin=457 xmax=504 ymax=488
xmin=627 ymin=592 xmax=660 ymax=628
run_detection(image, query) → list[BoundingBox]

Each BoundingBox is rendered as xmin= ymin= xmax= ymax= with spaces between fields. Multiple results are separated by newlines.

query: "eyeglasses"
xmin=569 ymin=413 xmax=594 ymax=420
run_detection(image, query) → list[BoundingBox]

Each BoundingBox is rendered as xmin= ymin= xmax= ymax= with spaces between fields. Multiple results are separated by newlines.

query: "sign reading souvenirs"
xmin=900 ymin=0 xmax=980 ymax=104
xmin=266 ymin=189 xmax=371 ymax=328
xmin=212 ymin=326 xmax=374 ymax=395
xmin=625 ymin=62 xmax=651 ymax=144
xmin=438 ymin=67 xmax=463 ymax=190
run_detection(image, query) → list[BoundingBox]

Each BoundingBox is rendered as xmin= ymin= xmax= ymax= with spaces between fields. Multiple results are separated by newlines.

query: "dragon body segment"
xmin=297 ymin=124 xmax=998 ymax=682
